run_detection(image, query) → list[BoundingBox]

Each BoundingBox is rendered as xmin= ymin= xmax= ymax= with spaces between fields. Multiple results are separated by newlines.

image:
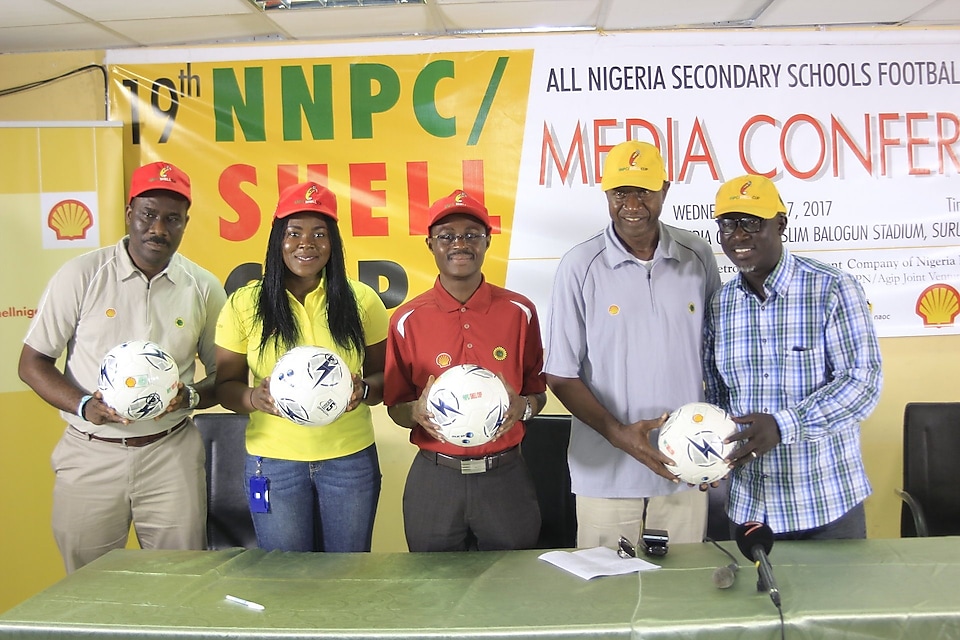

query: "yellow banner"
xmin=0 ymin=123 xmax=124 ymax=392
xmin=109 ymin=51 xmax=534 ymax=303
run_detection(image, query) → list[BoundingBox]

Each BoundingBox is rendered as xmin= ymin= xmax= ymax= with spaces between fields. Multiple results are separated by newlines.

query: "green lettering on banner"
xmin=350 ymin=63 xmax=401 ymax=139
xmin=281 ymin=65 xmax=334 ymax=141
xmin=213 ymin=67 xmax=266 ymax=142
xmin=413 ymin=60 xmax=456 ymax=138
xmin=468 ymin=56 xmax=509 ymax=146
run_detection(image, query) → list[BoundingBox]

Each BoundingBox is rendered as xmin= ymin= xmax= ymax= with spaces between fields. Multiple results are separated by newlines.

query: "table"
xmin=1 ymin=538 xmax=958 ymax=639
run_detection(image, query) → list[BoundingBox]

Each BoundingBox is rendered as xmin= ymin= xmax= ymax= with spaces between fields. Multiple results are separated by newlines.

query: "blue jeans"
xmin=245 ymin=444 xmax=381 ymax=552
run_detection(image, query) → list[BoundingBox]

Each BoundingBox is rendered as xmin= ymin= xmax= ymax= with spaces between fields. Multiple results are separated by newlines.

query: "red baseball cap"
xmin=128 ymin=162 xmax=192 ymax=205
xmin=274 ymin=181 xmax=338 ymax=221
xmin=426 ymin=190 xmax=491 ymax=231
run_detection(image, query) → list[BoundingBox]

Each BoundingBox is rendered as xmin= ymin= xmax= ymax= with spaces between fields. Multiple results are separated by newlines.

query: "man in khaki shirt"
xmin=19 ymin=162 xmax=226 ymax=573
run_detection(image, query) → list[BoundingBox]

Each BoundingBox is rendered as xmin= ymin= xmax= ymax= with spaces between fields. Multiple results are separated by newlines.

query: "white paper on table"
xmin=538 ymin=546 xmax=661 ymax=580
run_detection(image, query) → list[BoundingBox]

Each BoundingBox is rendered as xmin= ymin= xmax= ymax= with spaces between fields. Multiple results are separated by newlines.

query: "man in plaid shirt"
xmin=704 ymin=175 xmax=882 ymax=539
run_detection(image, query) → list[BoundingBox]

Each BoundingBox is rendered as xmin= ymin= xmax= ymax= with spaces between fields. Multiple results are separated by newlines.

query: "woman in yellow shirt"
xmin=215 ymin=181 xmax=388 ymax=552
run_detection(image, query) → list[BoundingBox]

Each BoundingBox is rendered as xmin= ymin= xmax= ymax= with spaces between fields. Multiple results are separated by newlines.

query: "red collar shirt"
xmin=384 ymin=277 xmax=546 ymax=456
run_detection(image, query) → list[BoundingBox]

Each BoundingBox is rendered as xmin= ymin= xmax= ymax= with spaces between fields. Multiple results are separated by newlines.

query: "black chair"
xmin=897 ymin=402 xmax=960 ymax=537
xmin=522 ymin=414 xmax=577 ymax=548
xmin=193 ymin=412 xmax=258 ymax=549
xmin=706 ymin=476 xmax=732 ymax=542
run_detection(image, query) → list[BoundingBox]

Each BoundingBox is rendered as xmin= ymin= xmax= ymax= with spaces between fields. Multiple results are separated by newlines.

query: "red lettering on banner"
xmin=277 ymin=164 xmax=330 ymax=193
xmin=831 ymin=115 xmax=872 ymax=177
xmin=905 ymin=112 xmax=932 ymax=176
xmin=540 ymin=122 xmax=588 ymax=187
xmin=406 ymin=161 xmax=430 ymax=234
xmin=739 ymin=115 xmax=776 ymax=178
xmin=678 ymin=118 xmax=719 ymax=182
xmin=219 ymin=164 xmax=260 ymax=242
xmin=349 ymin=163 xmax=388 ymax=236
xmin=937 ymin=113 xmax=960 ymax=174
xmin=878 ymin=112 xmax=901 ymax=178
xmin=781 ymin=114 xmax=826 ymax=180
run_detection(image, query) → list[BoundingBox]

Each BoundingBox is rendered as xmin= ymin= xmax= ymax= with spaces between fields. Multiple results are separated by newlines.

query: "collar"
xmin=432 ymin=275 xmax=492 ymax=313
xmin=603 ymin=221 xmax=681 ymax=268
xmin=117 ymin=236 xmax=178 ymax=283
xmin=735 ymin=249 xmax=793 ymax=300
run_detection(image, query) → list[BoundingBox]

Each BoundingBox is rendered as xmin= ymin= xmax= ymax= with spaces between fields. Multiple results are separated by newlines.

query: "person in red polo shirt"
xmin=384 ymin=190 xmax=547 ymax=552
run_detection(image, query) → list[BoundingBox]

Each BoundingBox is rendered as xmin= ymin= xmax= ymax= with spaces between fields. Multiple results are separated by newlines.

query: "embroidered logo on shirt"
xmin=608 ymin=305 xmax=620 ymax=316
xmin=493 ymin=346 xmax=507 ymax=361
xmin=175 ymin=317 xmax=185 ymax=328
xmin=436 ymin=353 xmax=452 ymax=368
xmin=688 ymin=302 xmax=696 ymax=314
xmin=106 ymin=308 xmax=116 ymax=318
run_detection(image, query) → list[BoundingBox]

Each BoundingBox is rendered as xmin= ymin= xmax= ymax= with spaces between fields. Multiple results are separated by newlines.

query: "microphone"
xmin=735 ymin=522 xmax=781 ymax=608
xmin=712 ymin=562 xmax=739 ymax=589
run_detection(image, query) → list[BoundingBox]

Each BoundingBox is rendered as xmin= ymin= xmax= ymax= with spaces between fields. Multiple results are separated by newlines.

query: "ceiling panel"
xmin=104 ymin=15 xmax=280 ymax=47
xmin=600 ymin=0 xmax=770 ymax=29
xmin=54 ymin=0 xmax=259 ymax=21
xmin=1 ymin=2 xmax=84 ymax=27
xmin=0 ymin=23 xmax=133 ymax=53
xmin=909 ymin=0 xmax=960 ymax=23
xmin=755 ymin=0 xmax=938 ymax=26
xmin=269 ymin=4 xmax=440 ymax=38
xmin=0 ymin=0 xmax=957 ymax=55
xmin=437 ymin=0 xmax=600 ymax=31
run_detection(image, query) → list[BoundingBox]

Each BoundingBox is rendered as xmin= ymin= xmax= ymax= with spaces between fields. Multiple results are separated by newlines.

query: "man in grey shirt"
xmin=544 ymin=141 xmax=721 ymax=548
xmin=19 ymin=161 xmax=226 ymax=572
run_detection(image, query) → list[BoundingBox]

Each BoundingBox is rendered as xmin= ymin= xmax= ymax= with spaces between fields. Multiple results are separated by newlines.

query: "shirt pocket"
xmin=781 ymin=345 xmax=826 ymax=403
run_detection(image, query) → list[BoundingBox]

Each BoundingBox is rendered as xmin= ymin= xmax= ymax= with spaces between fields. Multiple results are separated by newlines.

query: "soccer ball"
xmin=97 ymin=340 xmax=180 ymax=421
xmin=269 ymin=346 xmax=353 ymax=427
xmin=657 ymin=402 xmax=738 ymax=484
xmin=426 ymin=364 xmax=510 ymax=447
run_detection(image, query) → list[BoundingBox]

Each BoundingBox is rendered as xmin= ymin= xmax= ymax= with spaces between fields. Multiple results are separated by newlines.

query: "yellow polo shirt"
xmin=216 ymin=277 xmax=388 ymax=461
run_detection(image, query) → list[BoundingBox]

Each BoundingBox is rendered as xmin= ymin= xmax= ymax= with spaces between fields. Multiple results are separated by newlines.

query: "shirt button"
xmin=464 ymin=323 xmax=470 ymax=329
xmin=763 ymin=373 xmax=769 ymax=378
xmin=467 ymin=343 xmax=474 ymax=349
xmin=460 ymin=307 xmax=467 ymax=312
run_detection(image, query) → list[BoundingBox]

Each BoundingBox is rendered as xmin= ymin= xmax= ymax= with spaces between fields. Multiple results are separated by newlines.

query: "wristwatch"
xmin=185 ymin=385 xmax=200 ymax=410
xmin=522 ymin=396 xmax=534 ymax=421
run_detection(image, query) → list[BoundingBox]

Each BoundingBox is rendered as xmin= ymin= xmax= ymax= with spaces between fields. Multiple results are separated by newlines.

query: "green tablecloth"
xmin=2 ymin=538 xmax=959 ymax=639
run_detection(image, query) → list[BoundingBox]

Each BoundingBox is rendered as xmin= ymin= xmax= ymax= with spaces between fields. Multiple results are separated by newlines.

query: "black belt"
xmin=419 ymin=445 xmax=521 ymax=475
xmin=73 ymin=418 xmax=188 ymax=448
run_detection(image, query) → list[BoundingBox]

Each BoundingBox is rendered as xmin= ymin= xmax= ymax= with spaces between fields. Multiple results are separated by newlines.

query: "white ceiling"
xmin=0 ymin=0 xmax=958 ymax=54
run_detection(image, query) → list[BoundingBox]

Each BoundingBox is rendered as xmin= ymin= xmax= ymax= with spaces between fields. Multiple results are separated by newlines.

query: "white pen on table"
xmin=225 ymin=594 xmax=265 ymax=611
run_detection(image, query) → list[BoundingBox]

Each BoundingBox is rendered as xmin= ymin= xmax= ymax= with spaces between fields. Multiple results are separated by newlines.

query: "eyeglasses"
xmin=611 ymin=189 xmax=658 ymax=203
xmin=717 ymin=216 xmax=764 ymax=235
xmin=430 ymin=233 xmax=488 ymax=247
xmin=617 ymin=536 xmax=637 ymax=559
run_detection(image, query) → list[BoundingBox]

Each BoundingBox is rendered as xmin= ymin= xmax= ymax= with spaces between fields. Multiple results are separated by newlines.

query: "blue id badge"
xmin=249 ymin=457 xmax=270 ymax=513
xmin=249 ymin=475 xmax=270 ymax=513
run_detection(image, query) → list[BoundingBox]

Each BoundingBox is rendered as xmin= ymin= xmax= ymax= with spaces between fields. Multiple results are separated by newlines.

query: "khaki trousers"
xmin=51 ymin=419 xmax=206 ymax=573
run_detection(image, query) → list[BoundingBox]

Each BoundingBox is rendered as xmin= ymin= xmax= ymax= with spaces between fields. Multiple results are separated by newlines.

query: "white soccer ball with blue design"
xmin=426 ymin=364 xmax=510 ymax=447
xmin=270 ymin=346 xmax=353 ymax=427
xmin=97 ymin=340 xmax=180 ymax=421
xmin=657 ymin=401 xmax=738 ymax=484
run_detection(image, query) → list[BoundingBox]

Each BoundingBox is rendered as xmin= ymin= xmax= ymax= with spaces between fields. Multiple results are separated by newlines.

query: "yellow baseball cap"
xmin=600 ymin=141 xmax=668 ymax=192
xmin=714 ymin=175 xmax=787 ymax=219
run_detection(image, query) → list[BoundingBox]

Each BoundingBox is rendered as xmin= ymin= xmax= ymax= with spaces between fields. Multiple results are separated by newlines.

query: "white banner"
xmin=107 ymin=31 xmax=960 ymax=337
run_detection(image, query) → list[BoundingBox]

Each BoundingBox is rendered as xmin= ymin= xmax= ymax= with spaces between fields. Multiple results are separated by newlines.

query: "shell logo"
xmin=693 ymin=413 xmax=704 ymax=423
xmin=106 ymin=308 xmax=116 ymax=318
xmin=915 ymin=284 xmax=960 ymax=327
xmin=435 ymin=352 xmax=452 ymax=368
xmin=125 ymin=377 xmax=137 ymax=388
xmin=608 ymin=305 xmax=620 ymax=316
xmin=48 ymin=199 xmax=93 ymax=240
